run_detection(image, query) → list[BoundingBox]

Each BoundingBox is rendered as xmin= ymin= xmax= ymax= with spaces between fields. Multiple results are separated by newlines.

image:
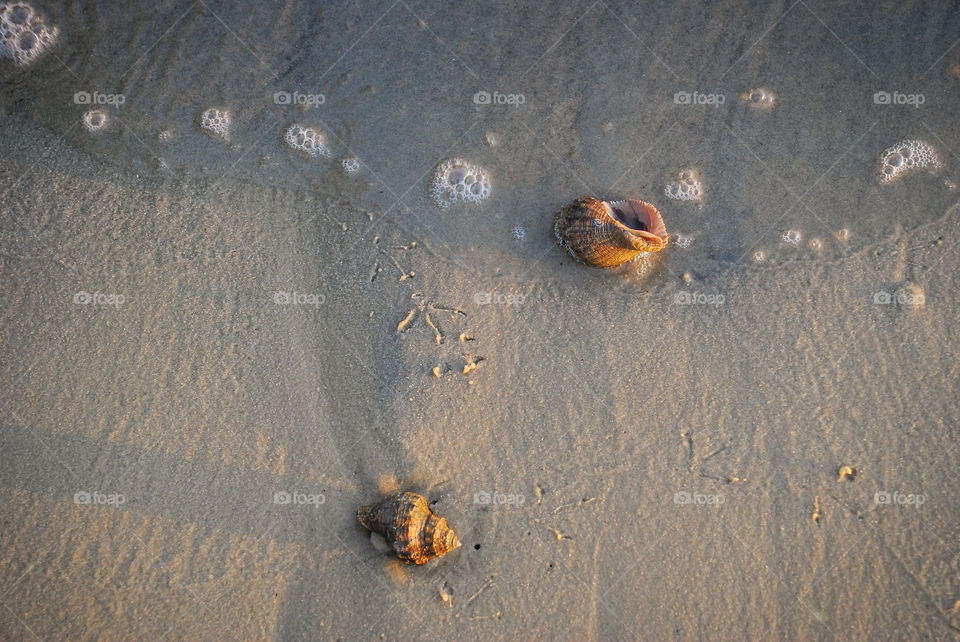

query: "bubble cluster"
xmin=199 ymin=108 xmax=231 ymax=140
xmin=750 ymin=250 xmax=766 ymax=264
xmin=429 ymin=158 xmax=492 ymax=208
xmin=835 ymin=228 xmax=851 ymax=242
xmin=0 ymin=2 xmax=58 ymax=67
xmin=633 ymin=257 xmax=652 ymax=278
xmin=781 ymin=229 xmax=803 ymax=246
xmin=664 ymin=169 xmax=703 ymax=201
xmin=807 ymin=237 xmax=822 ymax=252
xmin=284 ymin=124 xmax=331 ymax=158
xmin=82 ymin=109 xmax=108 ymax=134
xmin=512 ymin=225 xmax=525 ymax=241
xmin=672 ymin=233 xmax=693 ymax=248
xmin=878 ymin=139 xmax=941 ymax=184
xmin=341 ymin=158 xmax=360 ymax=173
xmin=742 ymin=88 xmax=775 ymax=108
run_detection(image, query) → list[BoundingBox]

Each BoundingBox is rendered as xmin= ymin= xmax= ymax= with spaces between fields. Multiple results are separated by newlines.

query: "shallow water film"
xmin=1 ymin=1 xmax=959 ymax=639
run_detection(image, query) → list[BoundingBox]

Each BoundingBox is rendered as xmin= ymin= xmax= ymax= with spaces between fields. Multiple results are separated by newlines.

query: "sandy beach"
xmin=1 ymin=1 xmax=959 ymax=639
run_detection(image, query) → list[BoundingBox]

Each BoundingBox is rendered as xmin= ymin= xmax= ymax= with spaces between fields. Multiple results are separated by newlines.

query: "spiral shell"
xmin=357 ymin=491 xmax=461 ymax=565
xmin=554 ymin=197 xmax=668 ymax=267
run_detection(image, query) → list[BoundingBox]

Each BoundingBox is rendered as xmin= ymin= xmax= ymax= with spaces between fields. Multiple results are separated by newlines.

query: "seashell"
xmin=357 ymin=491 xmax=461 ymax=565
xmin=554 ymin=197 xmax=668 ymax=267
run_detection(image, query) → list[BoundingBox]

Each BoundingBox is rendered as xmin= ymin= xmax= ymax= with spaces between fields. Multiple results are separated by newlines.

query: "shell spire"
xmin=357 ymin=491 xmax=461 ymax=565
xmin=554 ymin=197 xmax=668 ymax=267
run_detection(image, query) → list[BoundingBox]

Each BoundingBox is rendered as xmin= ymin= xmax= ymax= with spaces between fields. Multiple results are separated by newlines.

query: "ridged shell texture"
xmin=357 ymin=491 xmax=461 ymax=565
xmin=554 ymin=197 xmax=668 ymax=267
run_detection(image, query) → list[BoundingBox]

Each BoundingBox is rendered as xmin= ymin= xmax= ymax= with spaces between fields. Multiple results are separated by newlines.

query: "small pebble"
xmin=370 ymin=532 xmax=390 ymax=553
xmin=439 ymin=586 xmax=452 ymax=605
xmin=837 ymin=465 xmax=857 ymax=482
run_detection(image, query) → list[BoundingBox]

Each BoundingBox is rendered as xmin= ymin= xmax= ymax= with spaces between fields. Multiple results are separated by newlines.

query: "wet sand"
xmin=2 ymin=1 xmax=959 ymax=639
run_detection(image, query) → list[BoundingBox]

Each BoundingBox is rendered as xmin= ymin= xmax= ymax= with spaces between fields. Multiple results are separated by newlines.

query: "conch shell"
xmin=357 ymin=491 xmax=461 ymax=565
xmin=554 ymin=197 xmax=668 ymax=267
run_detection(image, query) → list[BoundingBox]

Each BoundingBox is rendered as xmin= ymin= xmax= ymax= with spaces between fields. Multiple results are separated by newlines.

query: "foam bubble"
xmin=429 ymin=158 xmax=492 ymax=208
xmin=878 ymin=139 xmax=941 ymax=184
xmin=632 ymin=256 xmax=652 ymax=277
xmin=742 ymin=88 xmax=776 ymax=108
xmin=199 ymin=108 xmax=231 ymax=140
xmin=0 ymin=2 xmax=58 ymax=66
xmin=781 ymin=229 xmax=803 ymax=246
xmin=835 ymin=228 xmax=851 ymax=242
xmin=82 ymin=109 xmax=108 ymax=133
xmin=341 ymin=158 xmax=360 ymax=174
xmin=807 ymin=237 xmax=822 ymax=252
xmin=672 ymin=233 xmax=693 ymax=248
xmin=664 ymin=168 xmax=703 ymax=202
xmin=284 ymin=123 xmax=331 ymax=158
xmin=750 ymin=249 xmax=766 ymax=263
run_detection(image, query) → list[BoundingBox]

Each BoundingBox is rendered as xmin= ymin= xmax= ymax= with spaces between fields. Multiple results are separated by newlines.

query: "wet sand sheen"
xmin=1 ymin=0 xmax=959 ymax=638
xmin=2 ymin=112 xmax=959 ymax=638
